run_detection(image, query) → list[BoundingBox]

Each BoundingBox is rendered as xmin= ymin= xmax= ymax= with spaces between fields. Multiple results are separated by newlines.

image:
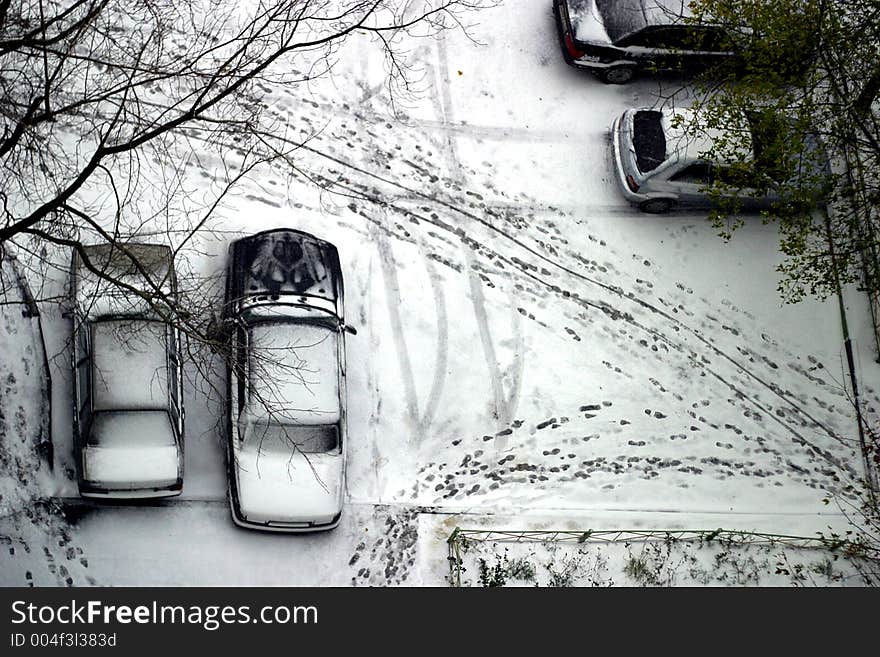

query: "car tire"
xmin=639 ymin=198 xmax=674 ymax=214
xmin=600 ymin=66 xmax=636 ymax=84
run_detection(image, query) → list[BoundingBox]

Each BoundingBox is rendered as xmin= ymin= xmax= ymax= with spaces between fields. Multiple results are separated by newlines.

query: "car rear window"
xmin=633 ymin=110 xmax=666 ymax=173
xmin=596 ymin=0 xmax=646 ymax=43
xmin=242 ymin=421 xmax=339 ymax=454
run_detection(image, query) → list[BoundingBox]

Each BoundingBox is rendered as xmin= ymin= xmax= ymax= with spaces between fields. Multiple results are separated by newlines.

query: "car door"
xmin=228 ymin=320 xmax=248 ymax=440
xmin=664 ymin=161 xmax=715 ymax=207
xmin=679 ymin=26 xmax=735 ymax=73
xmin=666 ymin=161 xmax=770 ymax=211
xmin=712 ymin=163 xmax=772 ymax=212
xmin=167 ymin=324 xmax=184 ymax=441
xmin=618 ymin=25 xmax=732 ymax=74
xmin=642 ymin=26 xmax=694 ymax=71
xmin=73 ymin=319 xmax=93 ymax=443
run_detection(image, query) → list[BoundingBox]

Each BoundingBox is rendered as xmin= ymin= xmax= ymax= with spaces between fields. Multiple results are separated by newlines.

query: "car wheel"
xmin=600 ymin=66 xmax=636 ymax=84
xmin=639 ymin=198 xmax=674 ymax=214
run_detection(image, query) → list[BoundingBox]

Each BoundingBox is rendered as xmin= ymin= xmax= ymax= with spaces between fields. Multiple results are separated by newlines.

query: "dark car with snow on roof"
xmin=69 ymin=243 xmax=185 ymax=498
xmin=223 ymin=228 xmax=354 ymax=533
xmin=553 ymin=0 xmax=735 ymax=83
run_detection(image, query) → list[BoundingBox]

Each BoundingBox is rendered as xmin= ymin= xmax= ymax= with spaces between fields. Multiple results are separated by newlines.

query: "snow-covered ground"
xmin=2 ymin=0 xmax=878 ymax=586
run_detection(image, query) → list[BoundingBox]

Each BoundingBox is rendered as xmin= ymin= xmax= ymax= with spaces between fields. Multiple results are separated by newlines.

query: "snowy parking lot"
xmin=2 ymin=0 xmax=878 ymax=586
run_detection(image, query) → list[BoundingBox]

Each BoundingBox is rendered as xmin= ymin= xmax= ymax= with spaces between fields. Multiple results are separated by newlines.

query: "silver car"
xmin=70 ymin=243 xmax=185 ymax=498
xmin=223 ymin=229 xmax=353 ymax=532
xmin=610 ymin=107 xmax=825 ymax=213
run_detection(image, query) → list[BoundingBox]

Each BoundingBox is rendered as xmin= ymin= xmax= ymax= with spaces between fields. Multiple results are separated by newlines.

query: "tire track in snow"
xmin=404 ymin=183 xmax=848 ymax=452
xmin=376 ymin=229 xmax=419 ymax=433
xmin=432 ymin=36 xmax=524 ymax=441
xmin=417 ymin=252 xmax=449 ymax=439
xmin=358 ymin=218 xmax=386 ymax=501
xmin=466 ymin=248 xmax=525 ymax=436
xmin=374 ymin=228 xmax=449 ymax=442
xmin=142 ymin=77 xmax=858 ymax=473
xmin=358 ymin=198 xmax=855 ymax=477
xmin=430 ymin=38 xmax=462 ymax=176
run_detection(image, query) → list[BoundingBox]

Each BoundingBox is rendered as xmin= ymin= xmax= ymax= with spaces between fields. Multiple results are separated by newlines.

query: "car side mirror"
xmin=343 ymin=324 xmax=358 ymax=336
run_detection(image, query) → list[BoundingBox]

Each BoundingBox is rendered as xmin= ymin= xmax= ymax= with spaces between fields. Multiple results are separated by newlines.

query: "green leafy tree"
xmin=678 ymin=0 xmax=880 ymax=305
xmin=678 ymin=0 xmax=880 ymax=576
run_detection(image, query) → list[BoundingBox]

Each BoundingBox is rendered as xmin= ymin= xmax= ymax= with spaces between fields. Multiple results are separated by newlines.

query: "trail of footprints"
xmin=403 ymin=389 xmax=855 ymax=504
xmin=216 ymin=67 xmax=872 ymax=512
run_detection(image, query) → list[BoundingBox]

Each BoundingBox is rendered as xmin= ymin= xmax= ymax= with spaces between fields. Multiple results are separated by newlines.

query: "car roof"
xmin=659 ymin=107 xmax=753 ymax=166
xmin=597 ymin=0 xmax=695 ymax=43
xmin=91 ymin=318 xmax=170 ymax=411
xmin=246 ymin=321 xmax=341 ymax=425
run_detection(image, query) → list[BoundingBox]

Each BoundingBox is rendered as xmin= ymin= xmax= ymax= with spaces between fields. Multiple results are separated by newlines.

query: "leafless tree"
xmin=0 ymin=0 xmax=495 ymax=407
xmin=0 ymin=0 xmax=493 ymax=304
xmin=0 ymin=0 xmax=498 ymax=505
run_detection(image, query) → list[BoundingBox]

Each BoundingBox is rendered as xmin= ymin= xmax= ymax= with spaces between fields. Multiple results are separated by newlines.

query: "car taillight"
xmin=626 ymin=174 xmax=640 ymax=192
xmin=564 ymin=33 xmax=585 ymax=59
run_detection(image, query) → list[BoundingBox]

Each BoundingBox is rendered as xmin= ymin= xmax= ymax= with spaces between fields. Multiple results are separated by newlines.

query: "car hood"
xmin=227 ymin=229 xmax=341 ymax=310
xmin=234 ymin=448 xmax=343 ymax=526
xmin=73 ymin=243 xmax=177 ymax=320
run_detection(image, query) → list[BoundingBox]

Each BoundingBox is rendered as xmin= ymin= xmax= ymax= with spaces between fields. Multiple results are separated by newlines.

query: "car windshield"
xmin=88 ymin=410 xmax=176 ymax=449
xmin=241 ymin=421 xmax=339 ymax=454
xmin=633 ymin=110 xmax=666 ymax=173
xmin=246 ymin=320 xmax=340 ymax=425
xmin=91 ymin=318 xmax=168 ymax=411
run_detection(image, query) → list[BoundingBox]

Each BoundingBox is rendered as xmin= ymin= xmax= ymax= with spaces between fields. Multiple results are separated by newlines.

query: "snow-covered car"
xmin=70 ymin=244 xmax=185 ymax=498
xmin=610 ymin=107 xmax=828 ymax=213
xmin=223 ymin=229 xmax=353 ymax=532
xmin=553 ymin=0 xmax=735 ymax=83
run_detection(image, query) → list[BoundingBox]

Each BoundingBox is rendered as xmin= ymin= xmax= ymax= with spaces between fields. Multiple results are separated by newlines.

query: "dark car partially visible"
xmin=553 ymin=0 xmax=735 ymax=83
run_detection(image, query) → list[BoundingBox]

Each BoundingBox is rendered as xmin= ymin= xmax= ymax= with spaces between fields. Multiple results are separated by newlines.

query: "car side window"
xmin=618 ymin=26 xmax=729 ymax=52
xmin=167 ymin=326 xmax=181 ymax=425
xmin=653 ymin=27 xmax=697 ymax=50
xmin=669 ymin=162 xmax=714 ymax=185
xmin=618 ymin=27 xmax=663 ymax=49
xmin=618 ymin=26 xmax=692 ymax=50
xmin=77 ymin=323 xmax=92 ymax=422
xmin=713 ymin=165 xmax=744 ymax=187
xmin=692 ymin=26 xmax=730 ymax=52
